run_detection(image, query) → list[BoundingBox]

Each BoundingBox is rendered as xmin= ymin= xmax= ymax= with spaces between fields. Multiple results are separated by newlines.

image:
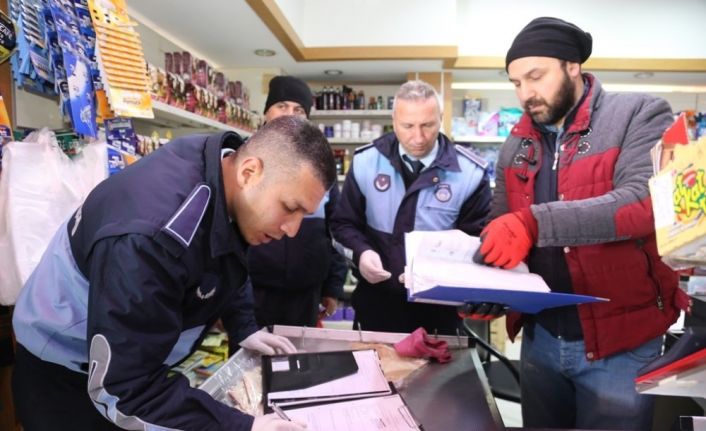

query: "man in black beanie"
xmin=477 ymin=16 xmax=687 ymax=430
xmin=263 ymin=75 xmax=313 ymax=121
xmin=248 ymin=75 xmax=347 ymax=328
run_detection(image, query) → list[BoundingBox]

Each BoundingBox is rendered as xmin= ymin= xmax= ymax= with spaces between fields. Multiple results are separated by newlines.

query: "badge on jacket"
xmin=435 ymin=184 xmax=452 ymax=202
xmin=374 ymin=174 xmax=390 ymax=192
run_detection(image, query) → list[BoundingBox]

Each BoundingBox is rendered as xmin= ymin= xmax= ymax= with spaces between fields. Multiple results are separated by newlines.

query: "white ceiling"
xmin=127 ymin=1 xmax=706 ymax=86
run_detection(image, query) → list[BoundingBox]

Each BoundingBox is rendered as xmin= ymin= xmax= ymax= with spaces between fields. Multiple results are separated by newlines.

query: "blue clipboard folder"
xmin=407 ymin=286 xmax=606 ymax=314
xmin=404 ymin=230 xmax=608 ymax=314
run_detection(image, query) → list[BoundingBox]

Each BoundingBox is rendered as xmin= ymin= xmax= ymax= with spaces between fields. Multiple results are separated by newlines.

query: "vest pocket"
xmin=417 ymin=204 xmax=458 ymax=230
xmin=637 ymin=241 xmax=664 ymax=311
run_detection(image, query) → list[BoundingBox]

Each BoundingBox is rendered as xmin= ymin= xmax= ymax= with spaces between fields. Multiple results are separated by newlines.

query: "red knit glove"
xmin=479 ymin=208 xmax=537 ymax=269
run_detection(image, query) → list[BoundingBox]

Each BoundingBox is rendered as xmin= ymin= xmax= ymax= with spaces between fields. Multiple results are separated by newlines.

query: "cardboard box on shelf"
xmin=649 ymin=135 xmax=706 ymax=267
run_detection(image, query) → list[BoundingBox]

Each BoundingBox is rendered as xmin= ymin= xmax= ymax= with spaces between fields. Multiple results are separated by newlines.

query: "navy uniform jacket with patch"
xmin=330 ymin=132 xmax=491 ymax=330
xmin=13 ymin=132 xmax=259 ymax=430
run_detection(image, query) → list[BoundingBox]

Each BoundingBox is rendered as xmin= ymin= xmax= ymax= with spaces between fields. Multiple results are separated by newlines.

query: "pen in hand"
xmin=271 ymin=403 xmax=291 ymax=422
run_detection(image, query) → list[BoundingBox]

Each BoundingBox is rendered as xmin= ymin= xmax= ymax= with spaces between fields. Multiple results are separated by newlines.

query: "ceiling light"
xmin=324 ymin=69 xmax=343 ymax=76
xmin=634 ymin=72 xmax=654 ymax=79
xmin=254 ymin=49 xmax=276 ymax=57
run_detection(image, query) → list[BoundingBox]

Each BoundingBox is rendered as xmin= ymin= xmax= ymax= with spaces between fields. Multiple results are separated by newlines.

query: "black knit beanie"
xmin=264 ymin=75 xmax=313 ymax=117
xmin=505 ymin=17 xmax=592 ymax=70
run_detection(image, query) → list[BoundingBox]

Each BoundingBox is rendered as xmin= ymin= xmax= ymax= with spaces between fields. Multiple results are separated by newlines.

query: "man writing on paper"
xmin=477 ymin=17 xmax=690 ymax=430
xmin=248 ymin=75 xmax=347 ymax=327
xmin=12 ymin=117 xmax=333 ymax=430
xmin=331 ymin=80 xmax=492 ymax=335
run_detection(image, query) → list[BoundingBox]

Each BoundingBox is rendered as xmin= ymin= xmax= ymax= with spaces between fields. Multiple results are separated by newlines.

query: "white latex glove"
xmin=239 ymin=330 xmax=297 ymax=355
xmin=251 ymin=414 xmax=307 ymax=431
xmin=358 ymin=250 xmax=392 ymax=284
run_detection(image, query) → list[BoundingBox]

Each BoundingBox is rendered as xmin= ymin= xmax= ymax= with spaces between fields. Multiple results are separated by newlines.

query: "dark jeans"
xmin=13 ymin=344 xmax=121 ymax=431
xmin=520 ymin=323 xmax=661 ymax=430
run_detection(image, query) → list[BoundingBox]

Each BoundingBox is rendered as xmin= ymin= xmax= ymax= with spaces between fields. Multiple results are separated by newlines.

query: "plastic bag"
xmin=0 ymin=128 xmax=107 ymax=305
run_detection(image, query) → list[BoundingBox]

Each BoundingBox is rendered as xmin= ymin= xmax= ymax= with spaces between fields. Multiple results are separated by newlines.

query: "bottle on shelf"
xmin=357 ymin=90 xmax=365 ymax=110
xmin=347 ymin=88 xmax=355 ymax=111
xmin=368 ymin=96 xmax=377 ymax=110
xmin=333 ymin=87 xmax=341 ymax=110
xmin=328 ymin=87 xmax=336 ymax=111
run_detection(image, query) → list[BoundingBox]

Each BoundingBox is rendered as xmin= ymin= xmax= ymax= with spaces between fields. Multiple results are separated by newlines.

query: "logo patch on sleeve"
xmin=162 ymin=184 xmax=211 ymax=247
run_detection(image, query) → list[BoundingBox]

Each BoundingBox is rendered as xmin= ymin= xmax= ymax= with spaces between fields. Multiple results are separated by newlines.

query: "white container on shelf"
xmin=351 ymin=122 xmax=361 ymax=138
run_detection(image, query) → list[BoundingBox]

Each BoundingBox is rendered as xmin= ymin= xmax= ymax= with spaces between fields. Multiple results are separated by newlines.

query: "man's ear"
xmin=236 ymin=156 xmax=264 ymax=188
xmin=566 ymin=61 xmax=582 ymax=78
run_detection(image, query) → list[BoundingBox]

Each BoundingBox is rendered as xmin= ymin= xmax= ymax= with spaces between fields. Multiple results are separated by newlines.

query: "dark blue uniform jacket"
xmin=13 ymin=131 xmax=259 ymax=430
xmin=330 ymin=132 xmax=491 ymax=316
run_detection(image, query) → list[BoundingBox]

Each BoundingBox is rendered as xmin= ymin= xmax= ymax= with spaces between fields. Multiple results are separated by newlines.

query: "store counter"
xmin=199 ymin=325 xmax=505 ymax=431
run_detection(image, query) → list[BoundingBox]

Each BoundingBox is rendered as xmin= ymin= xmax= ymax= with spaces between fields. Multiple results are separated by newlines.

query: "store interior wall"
xmin=457 ymin=0 xmax=706 ymax=59
xmin=10 ymin=0 xmax=706 ymax=133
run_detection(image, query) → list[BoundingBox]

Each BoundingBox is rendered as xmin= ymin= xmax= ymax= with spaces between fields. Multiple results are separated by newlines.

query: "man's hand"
xmin=457 ymin=303 xmax=508 ymax=321
xmin=319 ymin=296 xmax=338 ymax=318
xmin=358 ymin=250 xmax=392 ymax=284
xmin=479 ymin=208 xmax=538 ymax=269
xmin=239 ymin=330 xmax=297 ymax=355
xmin=251 ymin=414 xmax=307 ymax=430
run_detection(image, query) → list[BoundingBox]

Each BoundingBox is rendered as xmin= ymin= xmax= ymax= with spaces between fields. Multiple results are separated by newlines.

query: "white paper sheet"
xmin=405 ymin=230 xmax=548 ymax=295
xmin=284 ymin=394 xmax=421 ymax=431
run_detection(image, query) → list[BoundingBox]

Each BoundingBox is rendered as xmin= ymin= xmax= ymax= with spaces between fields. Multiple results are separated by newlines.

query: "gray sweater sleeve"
xmin=532 ymin=94 xmax=673 ymax=247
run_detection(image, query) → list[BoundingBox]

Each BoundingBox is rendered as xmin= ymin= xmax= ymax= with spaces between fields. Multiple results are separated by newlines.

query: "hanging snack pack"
xmin=50 ymin=0 xmax=98 ymax=137
xmin=88 ymin=0 xmax=153 ymax=119
xmin=9 ymin=0 xmax=55 ymax=95
xmin=0 ymin=9 xmax=17 ymax=64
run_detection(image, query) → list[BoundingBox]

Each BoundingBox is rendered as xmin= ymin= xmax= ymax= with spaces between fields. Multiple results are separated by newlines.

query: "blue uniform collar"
xmin=375 ymin=132 xmax=461 ymax=174
xmin=398 ymin=140 xmax=438 ymax=172
xmin=204 ymin=132 xmax=249 ymax=260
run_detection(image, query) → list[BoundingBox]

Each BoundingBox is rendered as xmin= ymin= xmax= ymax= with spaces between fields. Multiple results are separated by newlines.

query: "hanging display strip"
xmin=88 ymin=0 xmax=153 ymax=119
xmin=9 ymin=0 xmax=56 ymax=97
xmin=9 ymin=0 xmax=106 ymax=137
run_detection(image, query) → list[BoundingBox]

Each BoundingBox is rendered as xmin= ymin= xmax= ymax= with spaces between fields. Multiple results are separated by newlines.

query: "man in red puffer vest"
xmin=477 ymin=16 xmax=691 ymax=430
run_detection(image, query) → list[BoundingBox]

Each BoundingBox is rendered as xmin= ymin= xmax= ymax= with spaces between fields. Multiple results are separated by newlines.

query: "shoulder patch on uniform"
xmin=162 ymin=184 xmax=211 ymax=248
xmin=455 ymin=144 xmax=488 ymax=170
xmin=354 ymin=142 xmax=375 ymax=154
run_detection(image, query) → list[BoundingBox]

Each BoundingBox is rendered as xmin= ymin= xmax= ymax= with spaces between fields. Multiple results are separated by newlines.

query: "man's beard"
xmin=524 ymin=70 xmax=577 ymax=126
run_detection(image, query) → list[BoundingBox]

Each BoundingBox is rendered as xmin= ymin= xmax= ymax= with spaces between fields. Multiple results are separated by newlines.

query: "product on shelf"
xmin=89 ymin=0 xmax=153 ymax=119
xmin=9 ymin=0 xmax=56 ymax=95
xmin=313 ymin=85 xmax=391 ymax=112
xmin=149 ymin=51 xmax=258 ymax=132
xmin=649 ymin=135 xmax=706 ymax=268
xmin=0 ymin=8 xmax=17 ymax=63
xmin=0 ymin=95 xmax=12 ymax=148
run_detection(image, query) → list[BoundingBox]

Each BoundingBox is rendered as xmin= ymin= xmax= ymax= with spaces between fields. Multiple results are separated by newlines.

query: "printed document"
xmin=284 ymin=394 xmax=422 ymax=431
